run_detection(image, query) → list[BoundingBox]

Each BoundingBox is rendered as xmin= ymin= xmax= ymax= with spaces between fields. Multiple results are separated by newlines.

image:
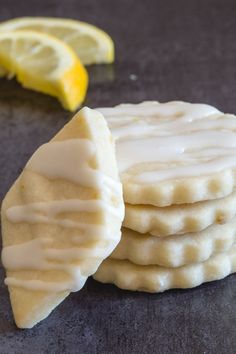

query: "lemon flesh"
xmin=0 ymin=17 xmax=114 ymax=65
xmin=0 ymin=30 xmax=88 ymax=111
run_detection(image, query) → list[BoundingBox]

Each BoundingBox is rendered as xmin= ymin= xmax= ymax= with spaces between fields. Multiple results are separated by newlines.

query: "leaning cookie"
xmin=1 ymin=107 xmax=124 ymax=328
xmin=94 ymin=245 xmax=236 ymax=293
xmin=124 ymin=189 xmax=236 ymax=237
xmin=98 ymin=101 xmax=236 ymax=207
xmin=111 ymin=220 xmax=236 ymax=267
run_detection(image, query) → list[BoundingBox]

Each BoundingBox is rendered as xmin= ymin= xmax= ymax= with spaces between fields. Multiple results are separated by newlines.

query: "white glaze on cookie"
xmin=2 ymin=237 xmax=110 ymax=292
xmin=98 ymin=101 xmax=236 ymax=183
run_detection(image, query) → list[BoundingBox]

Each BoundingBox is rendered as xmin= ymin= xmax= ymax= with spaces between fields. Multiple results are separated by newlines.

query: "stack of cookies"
xmin=94 ymin=101 xmax=236 ymax=292
xmin=2 ymin=101 xmax=236 ymax=327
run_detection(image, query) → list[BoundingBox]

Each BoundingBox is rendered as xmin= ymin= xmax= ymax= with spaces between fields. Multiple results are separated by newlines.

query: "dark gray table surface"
xmin=1 ymin=0 xmax=236 ymax=353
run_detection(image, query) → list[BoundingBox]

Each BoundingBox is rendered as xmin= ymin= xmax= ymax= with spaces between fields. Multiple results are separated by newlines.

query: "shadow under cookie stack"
xmin=94 ymin=101 xmax=236 ymax=292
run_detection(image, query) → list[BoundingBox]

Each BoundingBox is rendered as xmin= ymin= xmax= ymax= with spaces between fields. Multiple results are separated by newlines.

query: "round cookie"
xmin=98 ymin=101 xmax=236 ymax=206
xmin=111 ymin=221 xmax=236 ymax=267
xmin=124 ymin=189 xmax=236 ymax=237
xmin=94 ymin=245 xmax=236 ymax=293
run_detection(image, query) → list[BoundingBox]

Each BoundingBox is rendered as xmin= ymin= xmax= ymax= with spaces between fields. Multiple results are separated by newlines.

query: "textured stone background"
xmin=1 ymin=0 xmax=236 ymax=353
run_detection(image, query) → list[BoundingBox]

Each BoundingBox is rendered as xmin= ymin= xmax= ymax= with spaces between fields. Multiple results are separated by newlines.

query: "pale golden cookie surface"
xmin=111 ymin=221 xmax=236 ymax=267
xmin=94 ymin=245 xmax=236 ymax=293
xmin=124 ymin=189 xmax=236 ymax=237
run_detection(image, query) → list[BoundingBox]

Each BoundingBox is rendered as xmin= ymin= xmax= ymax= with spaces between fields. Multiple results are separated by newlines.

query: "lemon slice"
xmin=0 ymin=66 xmax=6 ymax=77
xmin=0 ymin=17 xmax=114 ymax=65
xmin=0 ymin=30 xmax=88 ymax=111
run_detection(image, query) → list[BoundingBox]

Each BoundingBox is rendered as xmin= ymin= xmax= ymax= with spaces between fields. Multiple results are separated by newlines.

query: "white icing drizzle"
xmin=6 ymin=199 xmax=121 ymax=226
xmin=97 ymin=101 xmax=236 ymax=183
xmin=26 ymin=139 xmax=102 ymax=188
xmin=3 ymin=240 xmax=119 ymax=293
xmin=2 ymin=239 xmax=46 ymax=270
xmin=2 ymin=237 xmax=112 ymax=270
xmin=2 ymin=137 xmax=124 ymax=292
xmin=2 ymin=237 xmax=116 ymax=292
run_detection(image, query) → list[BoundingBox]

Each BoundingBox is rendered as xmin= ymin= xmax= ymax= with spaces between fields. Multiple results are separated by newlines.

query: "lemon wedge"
xmin=0 ymin=66 xmax=6 ymax=77
xmin=0 ymin=17 xmax=114 ymax=65
xmin=0 ymin=30 xmax=88 ymax=111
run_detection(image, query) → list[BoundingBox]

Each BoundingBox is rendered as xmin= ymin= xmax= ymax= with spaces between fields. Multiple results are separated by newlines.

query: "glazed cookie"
xmin=124 ymin=189 xmax=236 ymax=237
xmin=94 ymin=245 xmax=236 ymax=293
xmin=111 ymin=221 xmax=236 ymax=267
xmin=98 ymin=101 xmax=236 ymax=206
xmin=1 ymin=107 xmax=124 ymax=328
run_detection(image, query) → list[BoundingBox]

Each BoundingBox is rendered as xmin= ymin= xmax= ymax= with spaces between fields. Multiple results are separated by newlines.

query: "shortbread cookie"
xmin=1 ymin=107 xmax=124 ymax=328
xmin=94 ymin=245 xmax=236 ymax=293
xmin=111 ymin=221 xmax=236 ymax=267
xmin=98 ymin=101 xmax=236 ymax=206
xmin=124 ymin=189 xmax=236 ymax=237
